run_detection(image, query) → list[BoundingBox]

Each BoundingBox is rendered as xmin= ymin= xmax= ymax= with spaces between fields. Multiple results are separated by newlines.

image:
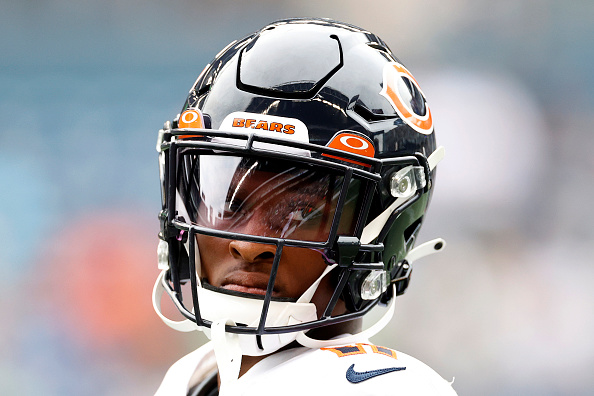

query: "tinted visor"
xmin=179 ymin=154 xmax=362 ymax=242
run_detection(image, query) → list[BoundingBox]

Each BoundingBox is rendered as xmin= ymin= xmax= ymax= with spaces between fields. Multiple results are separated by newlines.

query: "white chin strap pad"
xmin=198 ymin=286 xmax=318 ymax=356
xmin=200 ymin=263 xmax=337 ymax=356
xmin=211 ymin=318 xmax=242 ymax=393
xmin=152 ymin=263 xmax=339 ymax=355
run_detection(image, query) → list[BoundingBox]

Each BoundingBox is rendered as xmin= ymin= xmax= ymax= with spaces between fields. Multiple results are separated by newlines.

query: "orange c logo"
xmin=339 ymin=135 xmax=370 ymax=151
xmin=323 ymin=131 xmax=375 ymax=167
xmin=178 ymin=109 xmax=204 ymax=129
xmin=380 ymin=62 xmax=433 ymax=135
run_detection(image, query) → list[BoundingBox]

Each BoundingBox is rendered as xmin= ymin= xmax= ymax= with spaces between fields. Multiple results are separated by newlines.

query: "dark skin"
xmin=196 ymin=164 xmax=362 ymax=378
xmin=198 ymin=234 xmax=362 ymax=377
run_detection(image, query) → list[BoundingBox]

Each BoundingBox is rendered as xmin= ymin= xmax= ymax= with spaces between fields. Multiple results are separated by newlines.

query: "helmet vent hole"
xmin=195 ymin=84 xmax=211 ymax=98
xmin=403 ymin=217 xmax=423 ymax=246
xmin=367 ymin=42 xmax=389 ymax=53
xmin=353 ymin=102 xmax=393 ymax=123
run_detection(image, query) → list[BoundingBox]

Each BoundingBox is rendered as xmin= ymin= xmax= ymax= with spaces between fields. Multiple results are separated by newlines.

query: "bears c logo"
xmin=178 ymin=109 xmax=204 ymax=129
xmin=380 ymin=62 xmax=433 ymax=135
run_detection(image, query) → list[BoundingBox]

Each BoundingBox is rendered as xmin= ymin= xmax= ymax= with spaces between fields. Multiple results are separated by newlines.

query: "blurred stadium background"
xmin=1 ymin=0 xmax=593 ymax=394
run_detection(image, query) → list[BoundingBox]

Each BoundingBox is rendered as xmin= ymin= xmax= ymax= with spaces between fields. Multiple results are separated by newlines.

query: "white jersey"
xmin=155 ymin=339 xmax=457 ymax=395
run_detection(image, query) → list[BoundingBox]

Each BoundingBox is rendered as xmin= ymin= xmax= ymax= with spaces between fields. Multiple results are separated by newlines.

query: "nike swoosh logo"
xmin=346 ymin=363 xmax=406 ymax=383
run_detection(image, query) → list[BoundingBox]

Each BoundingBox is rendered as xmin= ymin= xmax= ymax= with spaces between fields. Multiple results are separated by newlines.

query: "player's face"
xmin=194 ymin=157 xmax=356 ymax=311
xmin=197 ymin=234 xmax=332 ymax=303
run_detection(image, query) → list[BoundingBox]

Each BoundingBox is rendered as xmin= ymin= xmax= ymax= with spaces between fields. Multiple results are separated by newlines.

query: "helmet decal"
xmin=380 ymin=62 xmax=433 ymax=135
xmin=178 ymin=109 xmax=205 ymax=129
xmin=323 ymin=131 xmax=375 ymax=167
xmin=219 ymin=111 xmax=309 ymax=143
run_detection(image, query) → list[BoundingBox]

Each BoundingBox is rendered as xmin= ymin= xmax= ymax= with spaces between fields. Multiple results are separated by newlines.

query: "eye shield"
xmin=183 ymin=154 xmax=362 ymax=242
xmin=158 ymin=128 xmax=430 ymax=249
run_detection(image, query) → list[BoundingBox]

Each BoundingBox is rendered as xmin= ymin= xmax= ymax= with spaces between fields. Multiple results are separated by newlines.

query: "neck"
xmin=306 ymin=317 xmax=363 ymax=341
xmin=233 ymin=318 xmax=363 ymax=379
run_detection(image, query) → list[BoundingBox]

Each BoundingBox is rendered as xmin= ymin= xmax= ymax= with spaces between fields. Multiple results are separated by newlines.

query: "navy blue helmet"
xmin=153 ymin=18 xmax=444 ymax=355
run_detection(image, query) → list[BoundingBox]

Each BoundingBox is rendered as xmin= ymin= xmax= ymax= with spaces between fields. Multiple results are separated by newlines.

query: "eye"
xmin=288 ymin=207 xmax=309 ymax=221
xmin=287 ymin=204 xmax=324 ymax=222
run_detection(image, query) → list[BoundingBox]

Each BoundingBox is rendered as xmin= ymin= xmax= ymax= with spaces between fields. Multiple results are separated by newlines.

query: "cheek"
xmin=311 ymin=275 xmax=341 ymax=316
xmin=197 ymin=234 xmax=228 ymax=281
xmin=279 ymin=247 xmax=328 ymax=296
xmin=280 ymin=248 xmax=346 ymax=316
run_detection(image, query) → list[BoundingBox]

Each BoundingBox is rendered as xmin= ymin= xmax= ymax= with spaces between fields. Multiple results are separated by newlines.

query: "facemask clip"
xmin=335 ymin=236 xmax=361 ymax=267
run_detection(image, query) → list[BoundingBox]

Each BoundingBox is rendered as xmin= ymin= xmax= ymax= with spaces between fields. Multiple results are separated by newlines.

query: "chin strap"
xmin=152 ymin=269 xmax=197 ymax=332
xmin=427 ymin=146 xmax=445 ymax=172
xmin=296 ymin=284 xmax=397 ymax=348
xmin=405 ymin=238 xmax=446 ymax=264
xmin=361 ymin=197 xmax=408 ymax=244
xmin=211 ymin=319 xmax=242 ymax=395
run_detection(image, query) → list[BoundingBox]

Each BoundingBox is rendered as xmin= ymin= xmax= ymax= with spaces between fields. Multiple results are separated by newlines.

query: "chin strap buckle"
xmin=388 ymin=238 xmax=446 ymax=297
xmin=390 ymin=259 xmax=412 ymax=297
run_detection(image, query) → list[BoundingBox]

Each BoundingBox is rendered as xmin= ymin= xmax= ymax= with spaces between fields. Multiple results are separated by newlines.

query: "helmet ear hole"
xmin=404 ymin=216 xmax=423 ymax=249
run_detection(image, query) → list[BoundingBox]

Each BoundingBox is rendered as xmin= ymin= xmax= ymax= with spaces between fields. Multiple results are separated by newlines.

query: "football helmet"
xmin=153 ymin=18 xmax=445 ymax=357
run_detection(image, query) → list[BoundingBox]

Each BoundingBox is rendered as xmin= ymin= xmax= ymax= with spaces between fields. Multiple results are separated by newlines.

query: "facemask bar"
xmin=161 ymin=128 xmax=385 ymax=248
xmin=186 ymin=155 xmax=356 ymax=242
xmin=167 ymin=163 xmax=364 ymax=337
xmin=158 ymin=126 xmax=434 ymax=338
xmin=188 ymin=226 xmax=287 ymax=349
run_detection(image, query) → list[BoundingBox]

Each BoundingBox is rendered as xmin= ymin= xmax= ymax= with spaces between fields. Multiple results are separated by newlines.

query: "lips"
xmin=222 ymin=284 xmax=269 ymax=296
xmin=220 ymin=271 xmax=280 ymax=297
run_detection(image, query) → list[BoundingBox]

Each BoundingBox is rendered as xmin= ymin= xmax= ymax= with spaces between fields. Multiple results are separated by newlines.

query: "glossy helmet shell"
xmin=171 ymin=18 xmax=436 ymax=317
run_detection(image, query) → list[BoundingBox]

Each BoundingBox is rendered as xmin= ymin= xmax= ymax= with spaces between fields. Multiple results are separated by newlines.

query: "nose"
xmin=229 ymin=240 xmax=277 ymax=263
